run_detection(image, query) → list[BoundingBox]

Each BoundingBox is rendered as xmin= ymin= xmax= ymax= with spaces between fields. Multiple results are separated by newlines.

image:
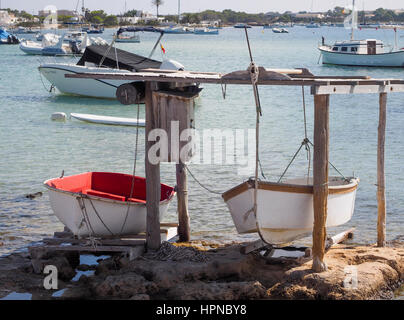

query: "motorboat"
xmin=234 ymin=23 xmax=251 ymax=29
xmin=38 ymin=27 xmax=186 ymax=99
xmin=163 ymin=26 xmax=194 ymax=34
xmin=0 ymin=28 xmax=19 ymax=44
xmin=82 ymin=24 xmax=104 ymax=34
xmin=194 ymin=28 xmax=219 ymax=35
xmin=306 ymin=22 xmax=320 ymax=28
xmin=318 ymin=1 xmax=404 ymax=67
xmin=319 ymin=39 xmax=404 ymax=67
xmin=272 ymin=28 xmax=289 ymax=33
xmin=44 ymin=172 xmax=175 ymax=237
xmin=115 ymin=28 xmax=140 ymax=43
xmin=222 ymin=177 xmax=359 ymax=244
xmin=20 ymin=32 xmax=90 ymax=56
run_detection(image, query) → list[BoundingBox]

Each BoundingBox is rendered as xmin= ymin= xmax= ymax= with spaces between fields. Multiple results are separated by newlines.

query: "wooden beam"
xmin=377 ymin=93 xmax=387 ymax=247
xmin=145 ymin=81 xmax=162 ymax=250
xmin=312 ymin=94 xmax=330 ymax=272
xmin=325 ymin=227 xmax=356 ymax=250
xmin=176 ymin=162 xmax=190 ymax=242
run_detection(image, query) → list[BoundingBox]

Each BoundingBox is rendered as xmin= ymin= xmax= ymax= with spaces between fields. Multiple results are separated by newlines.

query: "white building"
xmin=0 ymin=10 xmax=16 ymax=25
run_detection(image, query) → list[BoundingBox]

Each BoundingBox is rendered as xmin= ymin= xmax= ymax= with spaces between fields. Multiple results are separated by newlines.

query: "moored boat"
xmin=44 ymin=172 xmax=176 ymax=237
xmin=222 ymin=176 xmax=359 ymax=244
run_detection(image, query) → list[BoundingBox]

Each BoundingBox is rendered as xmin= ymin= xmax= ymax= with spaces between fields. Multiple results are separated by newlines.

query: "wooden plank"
xmin=312 ymin=84 xmax=404 ymax=95
xmin=145 ymin=81 xmax=161 ymax=250
xmin=377 ymin=93 xmax=387 ymax=247
xmin=312 ymin=94 xmax=330 ymax=272
xmin=32 ymin=245 xmax=143 ymax=253
xmin=42 ymin=238 xmax=146 ymax=246
xmin=176 ymin=162 xmax=190 ymax=242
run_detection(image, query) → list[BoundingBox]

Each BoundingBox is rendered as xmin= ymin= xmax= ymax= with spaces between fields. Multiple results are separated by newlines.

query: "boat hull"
xmin=39 ymin=64 xmax=135 ymax=98
xmin=222 ymin=177 xmax=359 ymax=244
xmin=44 ymin=172 xmax=175 ymax=237
xmin=319 ymin=48 xmax=404 ymax=67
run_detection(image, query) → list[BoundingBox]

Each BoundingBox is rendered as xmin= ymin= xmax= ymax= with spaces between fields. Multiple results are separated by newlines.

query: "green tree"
xmin=104 ymin=15 xmax=118 ymax=26
xmin=152 ymin=0 xmax=164 ymax=17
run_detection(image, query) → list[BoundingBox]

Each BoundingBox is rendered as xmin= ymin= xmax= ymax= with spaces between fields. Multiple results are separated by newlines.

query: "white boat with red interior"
xmin=44 ymin=172 xmax=176 ymax=237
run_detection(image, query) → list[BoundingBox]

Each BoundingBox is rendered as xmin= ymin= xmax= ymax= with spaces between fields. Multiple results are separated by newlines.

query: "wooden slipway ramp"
xmin=0 ymin=238 xmax=403 ymax=300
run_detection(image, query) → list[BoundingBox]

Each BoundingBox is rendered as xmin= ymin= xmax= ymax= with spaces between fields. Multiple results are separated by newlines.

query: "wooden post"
xmin=377 ymin=92 xmax=387 ymax=247
xmin=145 ymin=82 xmax=161 ymax=250
xmin=312 ymin=94 xmax=330 ymax=272
xmin=176 ymin=161 xmax=190 ymax=242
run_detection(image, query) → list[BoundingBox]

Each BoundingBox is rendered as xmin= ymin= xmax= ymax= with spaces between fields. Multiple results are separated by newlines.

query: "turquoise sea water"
xmin=0 ymin=26 xmax=403 ymax=259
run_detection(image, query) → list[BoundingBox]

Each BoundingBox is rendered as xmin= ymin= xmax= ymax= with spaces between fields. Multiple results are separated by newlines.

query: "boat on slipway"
xmin=45 ymin=172 xmax=175 ymax=237
xmin=221 ymin=55 xmax=359 ymax=245
xmin=223 ymin=177 xmax=359 ymax=244
xmin=38 ymin=27 xmax=185 ymax=99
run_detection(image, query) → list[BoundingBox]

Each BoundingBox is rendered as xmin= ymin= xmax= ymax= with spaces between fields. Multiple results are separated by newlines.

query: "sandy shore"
xmin=0 ymin=238 xmax=403 ymax=300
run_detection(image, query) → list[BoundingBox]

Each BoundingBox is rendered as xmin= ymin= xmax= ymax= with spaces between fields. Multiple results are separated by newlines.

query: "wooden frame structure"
xmin=66 ymin=68 xmax=404 ymax=272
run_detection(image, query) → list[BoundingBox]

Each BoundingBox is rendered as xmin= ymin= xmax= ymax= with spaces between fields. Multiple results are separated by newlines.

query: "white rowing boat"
xmin=222 ymin=176 xmax=359 ymax=244
xmin=70 ymin=113 xmax=146 ymax=127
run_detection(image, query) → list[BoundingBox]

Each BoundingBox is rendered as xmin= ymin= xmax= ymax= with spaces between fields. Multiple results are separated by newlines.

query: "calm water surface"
xmin=0 ymin=26 xmax=403 ymax=258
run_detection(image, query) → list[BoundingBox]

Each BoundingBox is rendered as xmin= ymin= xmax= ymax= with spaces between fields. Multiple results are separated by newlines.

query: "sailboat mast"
xmin=351 ymin=0 xmax=356 ymax=40
xmin=178 ymin=0 xmax=181 ymax=23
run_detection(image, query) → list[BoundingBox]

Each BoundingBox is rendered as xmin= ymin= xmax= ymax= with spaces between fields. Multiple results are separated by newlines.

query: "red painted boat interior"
xmin=46 ymin=172 xmax=175 ymax=203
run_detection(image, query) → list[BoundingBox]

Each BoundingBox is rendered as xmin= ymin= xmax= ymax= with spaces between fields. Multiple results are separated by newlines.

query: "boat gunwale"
xmin=222 ymin=177 xmax=359 ymax=202
xmin=43 ymin=176 xmax=176 ymax=207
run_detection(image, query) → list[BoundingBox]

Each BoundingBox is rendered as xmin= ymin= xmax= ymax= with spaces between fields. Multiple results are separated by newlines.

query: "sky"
xmin=2 ymin=0 xmax=404 ymax=16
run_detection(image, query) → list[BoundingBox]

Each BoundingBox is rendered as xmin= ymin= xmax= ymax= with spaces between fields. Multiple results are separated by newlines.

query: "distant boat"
xmin=0 ymin=28 xmax=19 ymax=44
xmin=272 ymin=28 xmax=289 ymax=33
xmin=306 ymin=22 xmax=320 ymax=28
xmin=234 ymin=23 xmax=251 ymax=29
xmin=115 ymin=28 xmax=140 ymax=43
xmin=44 ymin=172 xmax=175 ymax=237
xmin=263 ymin=24 xmax=271 ymax=29
xmin=163 ymin=26 xmax=194 ymax=34
xmin=194 ymin=28 xmax=219 ymax=35
xmin=318 ymin=0 xmax=404 ymax=67
xmin=70 ymin=113 xmax=146 ymax=127
xmin=19 ymin=32 xmax=90 ymax=56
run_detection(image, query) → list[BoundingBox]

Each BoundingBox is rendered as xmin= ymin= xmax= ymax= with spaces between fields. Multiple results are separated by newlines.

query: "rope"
xmin=184 ymin=164 xmax=224 ymax=195
xmin=120 ymin=96 xmax=141 ymax=234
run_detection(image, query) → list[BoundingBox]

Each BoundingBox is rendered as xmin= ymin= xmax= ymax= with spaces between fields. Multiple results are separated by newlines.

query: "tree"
xmin=152 ymin=0 xmax=164 ymax=18
xmin=104 ymin=15 xmax=118 ymax=26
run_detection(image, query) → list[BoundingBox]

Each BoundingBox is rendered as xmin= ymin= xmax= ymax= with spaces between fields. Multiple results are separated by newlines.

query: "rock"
xmin=166 ymin=281 xmax=267 ymax=300
xmin=61 ymin=286 xmax=92 ymax=300
xmin=94 ymin=273 xmax=156 ymax=299
xmin=130 ymin=294 xmax=150 ymax=300
xmin=25 ymin=192 xmax=43 ymax=199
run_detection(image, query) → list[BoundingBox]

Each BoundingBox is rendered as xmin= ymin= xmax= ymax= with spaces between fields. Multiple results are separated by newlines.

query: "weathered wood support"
xmin=312 ymin=94 xmax=330 ymax=272
xmin=377 ymin=92 xmax=387 ymax=247
xmin=145 ymin=82 xmax=162 ymax=250
xmin=176 ymin=162 xmax=190 ymax=242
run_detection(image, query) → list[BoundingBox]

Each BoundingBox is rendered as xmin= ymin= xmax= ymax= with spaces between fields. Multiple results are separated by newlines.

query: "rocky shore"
xmin=0 ymin=238 xmax=403 ymax=300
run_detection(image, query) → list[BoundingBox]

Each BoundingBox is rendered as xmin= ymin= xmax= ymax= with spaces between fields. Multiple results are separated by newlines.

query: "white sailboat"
xmin=318 ymin=0 xmax=404 ymax=67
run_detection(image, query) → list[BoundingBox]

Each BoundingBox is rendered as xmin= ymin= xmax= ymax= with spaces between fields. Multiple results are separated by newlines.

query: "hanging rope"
xmin=277 ymin=86 xmax=348 ymax=183
xmin=120 ymin=96 xmax=141 ymax=234
xmin=184 ymin=164 xmax=224 ymax=195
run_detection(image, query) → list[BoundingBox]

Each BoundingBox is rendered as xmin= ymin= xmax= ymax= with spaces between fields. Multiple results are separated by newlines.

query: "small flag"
xmin=160 ymin=43 xmax=166 ymax=54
